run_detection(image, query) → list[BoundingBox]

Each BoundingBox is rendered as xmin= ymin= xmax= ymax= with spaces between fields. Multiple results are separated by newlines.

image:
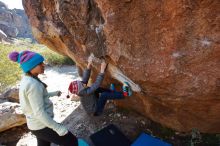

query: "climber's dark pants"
xmin=30 ymin=127 xmax=78 ymax=146
xmin=95 ymin=87 xmax=124 ymax=113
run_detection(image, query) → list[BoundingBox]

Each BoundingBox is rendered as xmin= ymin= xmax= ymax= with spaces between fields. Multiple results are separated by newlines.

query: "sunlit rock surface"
xmin=0 ymin=102 xmax=26 ymax=132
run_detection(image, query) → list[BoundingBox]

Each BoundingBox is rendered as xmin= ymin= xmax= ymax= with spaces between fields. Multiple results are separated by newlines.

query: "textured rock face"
xmin=1 ymin=88 xmax=19 ymax=103
xmin=23 ymin=0 xmax=220 ymax=133
xmin=0 ymin=23 xmax=18 ymax=37
xmin=0 ymin=1 xmax=33 ymax=39
xmin=0 ymin=102 xmax=26 ymax=132
xmin=0 ymin=29 xmax=7 ymax=41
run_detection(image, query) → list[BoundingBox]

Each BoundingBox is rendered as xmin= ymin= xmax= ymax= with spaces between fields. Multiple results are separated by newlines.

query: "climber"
xmin=8 ymin=50 xmax=79 ymax=146
xmin=68 ymin=57 xmax=132 ymax=116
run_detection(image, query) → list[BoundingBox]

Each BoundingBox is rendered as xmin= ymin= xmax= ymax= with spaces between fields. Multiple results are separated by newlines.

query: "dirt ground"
xmin=0 ymin=66 xmax=219 ymax=146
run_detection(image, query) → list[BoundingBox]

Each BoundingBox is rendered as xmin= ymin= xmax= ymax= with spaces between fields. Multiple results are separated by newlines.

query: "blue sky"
xmin=0 ymin=0 xmax=23 ymax=9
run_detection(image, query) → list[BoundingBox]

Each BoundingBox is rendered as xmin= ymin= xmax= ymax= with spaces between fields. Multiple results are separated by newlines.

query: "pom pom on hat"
xmin=8 ymin=51 xmax=19 ymax=62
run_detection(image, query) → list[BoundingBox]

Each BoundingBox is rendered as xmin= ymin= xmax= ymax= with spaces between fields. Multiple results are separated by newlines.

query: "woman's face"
xmin=30 ymin=62 xmax=45 ymax=76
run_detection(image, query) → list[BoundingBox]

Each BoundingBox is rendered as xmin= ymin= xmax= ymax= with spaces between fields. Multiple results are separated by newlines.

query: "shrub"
xmin=0 ymin=44 xmax=22 ymax=93
xmin=41 ymin=50 xmax=75 ymax=66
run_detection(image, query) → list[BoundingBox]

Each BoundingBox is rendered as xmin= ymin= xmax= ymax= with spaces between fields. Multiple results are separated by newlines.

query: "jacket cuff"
xmin=47 ymin=91 xmax=59 ymax=97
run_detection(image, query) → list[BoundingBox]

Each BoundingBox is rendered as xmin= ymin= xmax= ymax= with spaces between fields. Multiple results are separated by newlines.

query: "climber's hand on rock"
xmin=100 ymin=61 xmax=107 ymax=73
xmin=87 ymin=56 xmax=93 ymax=69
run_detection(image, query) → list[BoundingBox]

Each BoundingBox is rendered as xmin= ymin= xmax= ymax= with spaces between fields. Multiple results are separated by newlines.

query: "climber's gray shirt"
xmin=78 ymin=68 xmax=105 ymax=114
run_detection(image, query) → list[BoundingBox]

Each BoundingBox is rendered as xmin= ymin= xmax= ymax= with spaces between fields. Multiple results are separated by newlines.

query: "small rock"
xmin=175 ymin=132 xmax=180 ymax=135
xmin=146 ymin=129 xmax=153 ymax=134
xmin=141 ymin=120 xmax=145 ymax=125
xmin=61 ymin=109 xmax=66 ymax=112
xmin=116 ymin=113 xmax=121 ymax=117
xmin=61 ymin=114 xmax=66 ymax=117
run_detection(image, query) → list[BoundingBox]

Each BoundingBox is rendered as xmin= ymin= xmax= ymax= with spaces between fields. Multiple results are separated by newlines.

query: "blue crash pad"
xmin=78 ymin=138 xmax=89 ymax=146
xmin=131 ymin=133 xmax=172 ymax=146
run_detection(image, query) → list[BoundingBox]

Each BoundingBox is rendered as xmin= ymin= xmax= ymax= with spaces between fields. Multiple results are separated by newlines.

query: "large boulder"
xmin=0 ymin=102 xmax=26 ymax=132
xmin=23 ymin=0 xmax=220 ymax=133
xmin=1 ymin=88 xmax=19 ymax=103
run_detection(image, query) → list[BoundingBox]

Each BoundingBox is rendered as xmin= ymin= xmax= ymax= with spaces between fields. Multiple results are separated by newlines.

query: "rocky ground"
xmin=0 ymin=66 xmax=219 ymax=146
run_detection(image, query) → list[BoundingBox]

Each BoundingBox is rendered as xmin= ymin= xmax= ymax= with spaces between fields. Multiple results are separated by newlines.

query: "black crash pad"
xmin=90 ymin=124 xmax=131 ymax=146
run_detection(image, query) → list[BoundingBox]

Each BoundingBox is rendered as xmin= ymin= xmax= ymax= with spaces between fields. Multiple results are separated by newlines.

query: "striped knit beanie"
xmin=8 ymin=50 xmax=44 ymax=73
xmin=68 ymin=80 xmax=84 ymax=95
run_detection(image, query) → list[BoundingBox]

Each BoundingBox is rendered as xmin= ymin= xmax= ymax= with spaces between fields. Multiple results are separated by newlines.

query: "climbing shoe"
xmin=122 ymin=82 xmax=132 ymax=97
xmin=110 ymin=83 xmax=115 ymax=92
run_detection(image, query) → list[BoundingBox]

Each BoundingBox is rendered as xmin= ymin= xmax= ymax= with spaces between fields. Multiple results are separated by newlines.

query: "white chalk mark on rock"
xmin=108 ymin=64 xmax=141 ymax=92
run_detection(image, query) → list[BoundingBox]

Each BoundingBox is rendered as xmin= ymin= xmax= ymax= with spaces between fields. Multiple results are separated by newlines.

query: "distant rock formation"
xmin=23 ymin=0 xmax=220 ymax=133
xmin=13 ymin=9 xmax=33 ymax=39
xmin=0 ymin=1 xmax=33 ymax=41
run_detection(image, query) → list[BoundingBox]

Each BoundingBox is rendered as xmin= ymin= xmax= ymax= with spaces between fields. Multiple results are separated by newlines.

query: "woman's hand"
xmin=57 ymin=91 xmax=62 ymax=97
xmin=56 ymin=124 xmax=68 ymax=136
